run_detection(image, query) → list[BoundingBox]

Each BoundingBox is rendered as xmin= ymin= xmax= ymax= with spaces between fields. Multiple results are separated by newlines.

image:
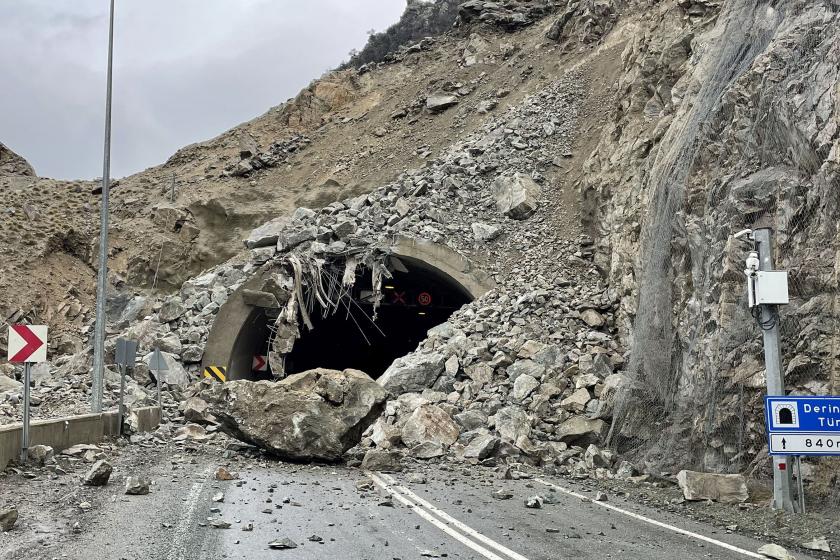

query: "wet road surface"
xmin=50 ymin=459 xmax=814 ymax=560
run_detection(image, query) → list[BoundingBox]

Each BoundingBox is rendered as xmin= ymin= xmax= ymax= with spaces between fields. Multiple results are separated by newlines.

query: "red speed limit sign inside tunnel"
xmin=417 ymin=292 xmax=432 ymax=306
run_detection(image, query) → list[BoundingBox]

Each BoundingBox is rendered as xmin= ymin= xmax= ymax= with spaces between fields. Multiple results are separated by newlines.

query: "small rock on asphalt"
xmin=215 ymin=466 xmax=238 ymax=481
xmin=83 ymin=460 xmax=113 ymax=486
xmin=125 ymin=476 xmax=151 ymax=495
xmin=525 ymin=495 xmax=544 ymax=509
xmin=0 ymin=506 xmax=18 ymax=532
xmin=268 ymin=538 xmax=298 ymax=549
xmin=801 ymin=536 xmax=831 ymax=552
xmin=757 ymin=543 xmax=796 ymax=560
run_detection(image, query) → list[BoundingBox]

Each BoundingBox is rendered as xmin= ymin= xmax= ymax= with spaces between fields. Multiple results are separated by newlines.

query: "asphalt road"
xmin=47 ymin=459 xmax=814 ymax=560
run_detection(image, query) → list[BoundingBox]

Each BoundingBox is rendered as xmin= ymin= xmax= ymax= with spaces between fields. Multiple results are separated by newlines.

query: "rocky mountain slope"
xmin=0 ymin=143 xmax=35 ymax=177
xmin=1 ymin=0 xmax=839 ymax=511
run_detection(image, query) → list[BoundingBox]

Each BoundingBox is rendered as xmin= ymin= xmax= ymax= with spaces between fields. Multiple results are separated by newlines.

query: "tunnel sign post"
xmin=8 ymin=325 xmax=48 ymax=463
xmin=148 ymin=347 xmax=168 ymax=405
xmin=765 ymin=396 xmax=840 ymax=455
xmin=115 ymin=338 xmax=138 ymax=435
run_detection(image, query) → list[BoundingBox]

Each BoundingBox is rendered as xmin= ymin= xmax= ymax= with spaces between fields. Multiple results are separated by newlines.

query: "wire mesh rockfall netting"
xmin=604 ymin=0 xmax=840 ymax=501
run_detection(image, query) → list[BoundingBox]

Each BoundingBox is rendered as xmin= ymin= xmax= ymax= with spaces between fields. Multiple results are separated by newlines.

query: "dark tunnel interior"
xmin=236 ymin=258 xmax=473 ymax=380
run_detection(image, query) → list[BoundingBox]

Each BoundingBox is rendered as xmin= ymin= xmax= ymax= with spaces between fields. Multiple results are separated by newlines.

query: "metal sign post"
xmin=148 ymin=348 xmax=168 ymax=406
xmin=796 ymin=456 xmax=805 ymax=514
xmin=115 ymin=338 xmax=137 ymax=435
xmin=7 ymin=325 xmax=48 ymax=463
xmin=742 ymin=228 xmax=796 ymax=512
xmin=91 ymin=0 xmax=116 ymax=414
xmin=21 ymin=363 xmax=31 ymax=463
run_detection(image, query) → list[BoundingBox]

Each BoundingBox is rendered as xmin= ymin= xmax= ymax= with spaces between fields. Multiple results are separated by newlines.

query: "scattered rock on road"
xmin=801 ymin=536 xmax=831 ymax=552
xmin=492 ymin=488 xmax=513 ymax=500
xmin=203 ymin=368 xmax=386 ymax=462
xmin=525 ymin=495 xmax=544 ymax=509
xmin=26 ymin=444 xmax=54 ymax=466
xmin=676 ymin=470 xmax=748 ymax=504
xmin=268 ymin=538 xmax=298 ymax=549
xmin=0 ymin=506 xmax=18 ymax=532
xmin=215 ymin=467 xmax=238 ymax=481
xmin=757 ymin=543 xmax=796 ymax=560
xmin=173 ymin=423 xmax=213 ymax=442
xmin=125 ymin=476 xmax=151 ymax=495
xmin=361 ymin=449 xmax=403 ymax=472
xmin=182 ymin=397 xmax=212 ymax=424
xmin=83 ymin=460 xmax=113 ymax=486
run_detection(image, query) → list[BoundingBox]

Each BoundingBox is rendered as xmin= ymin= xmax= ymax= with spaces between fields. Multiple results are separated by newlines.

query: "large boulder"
xmin=401 ymin=405 xmax=460 ymax=448
xmin=492 ymin=405 xmax=531 ymax=442
xmin=361 ymin=449 xmax=403 ymax=472
xmin=493 ymin=173 xmax=540 ymax=219
xmin=142 ymin=351 xmax=190 ymax=388
xmin=202 ymin=368 xmax=386 ymax=462
xmin=425 ymin=93 xmax=459 ymax=112
xmin=379 ymin=352 xmax=446 ymax=395
xmin=245 ymin=217 xmax=291 ymax=249
xmin=555 ymin=416 xmax=607 ymax=445
xmin=0 ymin=375 xmax=22 ymax=394
xmin=182 ymin=397 xmax=211 ymax=424
xmin=676 ymin=470 xmax=749 ymax=504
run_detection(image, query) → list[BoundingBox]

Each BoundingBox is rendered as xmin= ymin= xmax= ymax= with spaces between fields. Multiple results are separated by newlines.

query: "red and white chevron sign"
xmin=7 ymin=325 xmax=48 ymax=363
xmin=252 ymin=355 xmax=268 ymax=372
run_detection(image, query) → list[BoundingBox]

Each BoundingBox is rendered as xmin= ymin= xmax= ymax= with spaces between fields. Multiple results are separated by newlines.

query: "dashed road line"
xmin=369 ymin=472 xmax=531 ymax=560
xmin=534 ymin=478 xmax=765 ymax=559
xmin=166 ymin=466 xmax=214 ymax=560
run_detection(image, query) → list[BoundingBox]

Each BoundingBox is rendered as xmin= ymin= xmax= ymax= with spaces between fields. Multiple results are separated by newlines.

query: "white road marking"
xmin=380 ymin=473 xmax=531 ymax=560
xmin=369 ymin=472 xmax=530 ymax=560
xmin=534 ymin=478 xmax=766 ymax=559
xmin=166 ymin=466 xmax=213 ymax=560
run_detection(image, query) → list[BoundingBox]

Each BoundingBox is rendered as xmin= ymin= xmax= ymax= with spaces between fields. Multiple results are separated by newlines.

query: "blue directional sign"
xmin=765 ymin=396 xmax=840 ymax=456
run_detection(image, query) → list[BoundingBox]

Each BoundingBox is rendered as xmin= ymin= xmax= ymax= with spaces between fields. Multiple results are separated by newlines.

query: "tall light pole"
xmin=92 ymin=0 xmax=115 ymax=413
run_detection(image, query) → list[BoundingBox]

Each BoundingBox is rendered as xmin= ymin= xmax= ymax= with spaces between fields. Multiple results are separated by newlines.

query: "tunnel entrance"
xmin=235 ymin=256 xmax=473 ymax=380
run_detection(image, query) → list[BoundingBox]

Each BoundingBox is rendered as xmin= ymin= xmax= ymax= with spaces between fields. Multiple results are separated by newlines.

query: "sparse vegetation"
xmin=342 ymin=0 xmax=461 ymax=68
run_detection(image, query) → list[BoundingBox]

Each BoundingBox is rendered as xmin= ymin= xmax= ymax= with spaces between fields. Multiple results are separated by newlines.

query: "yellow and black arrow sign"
xmin=203 ymin=366 xmax=227 ymax=382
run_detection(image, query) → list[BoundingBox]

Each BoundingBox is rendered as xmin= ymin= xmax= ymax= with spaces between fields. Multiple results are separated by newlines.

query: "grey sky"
xmin=0 ymin=1 xmax=406 ymax=180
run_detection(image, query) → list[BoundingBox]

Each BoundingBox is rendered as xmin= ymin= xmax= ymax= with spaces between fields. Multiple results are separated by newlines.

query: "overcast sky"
xmin=0 ymin=1 xmax=406 ymax=180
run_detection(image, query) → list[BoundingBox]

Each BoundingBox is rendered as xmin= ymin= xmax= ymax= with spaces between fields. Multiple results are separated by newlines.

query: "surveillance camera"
xmin=733 ymin=229 xmax=753 ymax=240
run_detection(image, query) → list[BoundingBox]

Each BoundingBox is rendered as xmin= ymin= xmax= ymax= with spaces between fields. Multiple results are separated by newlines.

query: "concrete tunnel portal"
xmin=203 ymin=237 xmax=494 ymax=381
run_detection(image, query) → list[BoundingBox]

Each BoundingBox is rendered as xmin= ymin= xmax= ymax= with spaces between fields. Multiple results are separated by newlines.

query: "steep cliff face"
xmin=583 ymin=0 xmax=840 ymax=471
xmin=0 ymin=142 xmax=35 ymax=177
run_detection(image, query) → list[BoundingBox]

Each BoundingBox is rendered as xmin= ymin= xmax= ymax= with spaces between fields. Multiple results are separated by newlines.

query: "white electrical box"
xmin=755 ymin=271 xmax=789 ymax=305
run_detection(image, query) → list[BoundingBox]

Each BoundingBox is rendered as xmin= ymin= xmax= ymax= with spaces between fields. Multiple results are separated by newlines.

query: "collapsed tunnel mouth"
xmin=234 ymin=255 xmax=474 ymax=381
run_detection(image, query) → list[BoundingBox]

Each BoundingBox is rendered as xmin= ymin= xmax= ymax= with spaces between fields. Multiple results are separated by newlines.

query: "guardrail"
xmin=0 ymin=406 xmax=161 ymax=470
